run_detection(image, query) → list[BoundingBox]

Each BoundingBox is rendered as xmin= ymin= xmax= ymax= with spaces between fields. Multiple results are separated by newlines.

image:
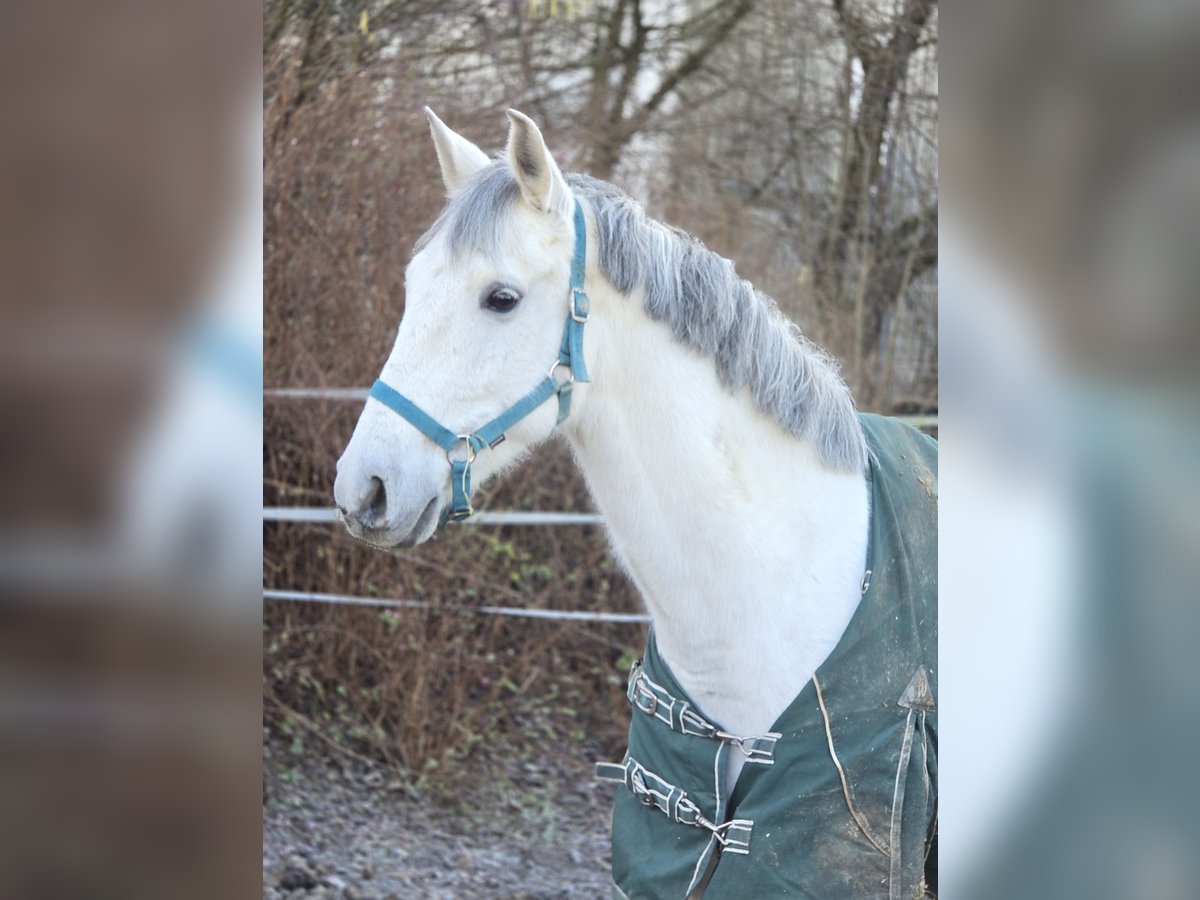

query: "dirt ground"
xmin=263 ymin=738 xmax=619 ymax=899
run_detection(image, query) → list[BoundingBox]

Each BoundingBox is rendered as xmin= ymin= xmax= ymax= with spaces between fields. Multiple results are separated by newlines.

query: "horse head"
xmin=334 ymin=109 xmax=587 ymax=547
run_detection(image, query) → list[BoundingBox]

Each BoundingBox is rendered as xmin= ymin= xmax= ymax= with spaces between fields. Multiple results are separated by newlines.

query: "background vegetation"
xmin=263 ymin=0 xmax=938 ymax=793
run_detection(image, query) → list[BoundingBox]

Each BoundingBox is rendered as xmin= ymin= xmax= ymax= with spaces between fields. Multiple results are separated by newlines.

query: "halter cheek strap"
xmin=368 ymin=198 xmax=590 ymax=522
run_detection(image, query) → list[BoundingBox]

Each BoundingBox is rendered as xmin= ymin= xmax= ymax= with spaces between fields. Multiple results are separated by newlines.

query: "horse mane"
xmin=417 ymin=161 xmax=868 ymax=473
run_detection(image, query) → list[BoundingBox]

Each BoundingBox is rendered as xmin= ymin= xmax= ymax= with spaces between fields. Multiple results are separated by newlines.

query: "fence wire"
xmin=263 ymin=588 xmax=649 ymax=624
xmin=265 ymin=395 xmax=934 ymax=615
xmin=265 ymin=507 xmax=603 ymax=526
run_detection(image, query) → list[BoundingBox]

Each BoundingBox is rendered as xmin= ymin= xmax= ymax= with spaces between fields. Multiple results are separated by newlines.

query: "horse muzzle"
xmin=333 ymin=453 xmax=445 ymax=549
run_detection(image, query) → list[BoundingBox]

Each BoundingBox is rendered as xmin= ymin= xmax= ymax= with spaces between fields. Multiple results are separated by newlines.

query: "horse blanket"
xmin=597 ymin=414 xmax=938 ymax=899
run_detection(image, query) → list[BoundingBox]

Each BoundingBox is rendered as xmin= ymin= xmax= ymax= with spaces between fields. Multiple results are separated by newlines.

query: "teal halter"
xmin=368 ymin=199 xmax=590 ymax=522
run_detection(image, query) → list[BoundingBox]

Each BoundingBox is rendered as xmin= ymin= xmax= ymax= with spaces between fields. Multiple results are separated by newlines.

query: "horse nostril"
xmin=364 ymin=477 xmax=387 ymax=524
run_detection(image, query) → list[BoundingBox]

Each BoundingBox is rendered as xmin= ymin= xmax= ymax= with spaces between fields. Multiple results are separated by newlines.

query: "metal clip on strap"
xmin=595 ymin=756 xmax=753 ymax=855
xmin=626 ymin=661 xmax=781 ymax=765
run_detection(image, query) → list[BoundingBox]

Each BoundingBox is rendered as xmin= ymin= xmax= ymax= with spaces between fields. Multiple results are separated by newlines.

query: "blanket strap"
xmin=596 ymin=756 xmax=753 ymax=855
xmin=626 ymin=661 xmax=781 ymax=765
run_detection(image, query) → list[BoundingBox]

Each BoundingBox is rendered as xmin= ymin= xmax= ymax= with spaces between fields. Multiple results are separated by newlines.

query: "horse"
xmin=334 ymin=108 xmax=937 ymax=899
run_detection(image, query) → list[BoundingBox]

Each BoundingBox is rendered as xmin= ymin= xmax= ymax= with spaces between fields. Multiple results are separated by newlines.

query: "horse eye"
xmin=483 ymin=287 xmax=521 ymax=313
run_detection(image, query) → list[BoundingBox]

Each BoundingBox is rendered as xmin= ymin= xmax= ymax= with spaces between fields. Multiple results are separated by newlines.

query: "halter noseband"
xmin=368 ymin=198 xmax=591 ymax=522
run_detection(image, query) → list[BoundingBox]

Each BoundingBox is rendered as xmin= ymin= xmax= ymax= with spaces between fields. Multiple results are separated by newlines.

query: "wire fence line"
xmin=266 ymin=387 xmax=369 ymax=400
xmin=265 ymin=508 xmax=603 ymax=526
xmin=263 ymin=589 xmax=650 ymax=625
xmin=265 ymin=395 xmax=933 ymax=616
xmin=266 ymin=391 xmax=607 ymax=615
xmin=264 ymin=510 xmax=612 ymax=618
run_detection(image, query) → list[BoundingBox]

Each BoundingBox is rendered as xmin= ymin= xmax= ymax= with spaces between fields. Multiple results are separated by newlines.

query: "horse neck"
xmin=563 ymin=282 xmax=870 ymax=738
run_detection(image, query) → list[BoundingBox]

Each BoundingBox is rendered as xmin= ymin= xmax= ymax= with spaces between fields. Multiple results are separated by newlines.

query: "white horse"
xmin=335 ymin=109 xmax=935 ymax=897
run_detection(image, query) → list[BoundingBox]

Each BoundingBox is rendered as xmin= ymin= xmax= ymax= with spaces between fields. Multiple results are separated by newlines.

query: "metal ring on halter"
xmin=447 ymin=434 xmax=477 ymax=465
xmin=548 ymin=359 xmax=575 ymax=386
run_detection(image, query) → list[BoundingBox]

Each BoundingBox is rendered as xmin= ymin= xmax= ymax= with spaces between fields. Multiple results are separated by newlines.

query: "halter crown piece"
xmin=368 ymin=199 xmax=590 ymax=522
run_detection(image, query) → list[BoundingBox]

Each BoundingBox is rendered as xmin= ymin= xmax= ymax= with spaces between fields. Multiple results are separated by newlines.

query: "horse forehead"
xmin=407 ymin=243 xmax=457 ymax=289
xmin=469 ymin=203 xmax=566 ymax=260
xmin=412 ymin=223 xmax=563 ymax=293
xmin=509 ymin=204 xmax=570 ymax=251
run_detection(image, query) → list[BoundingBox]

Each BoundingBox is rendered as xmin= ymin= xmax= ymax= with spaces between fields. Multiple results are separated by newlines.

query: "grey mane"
xmin=417 ymin=161 xmax=868 ymax=473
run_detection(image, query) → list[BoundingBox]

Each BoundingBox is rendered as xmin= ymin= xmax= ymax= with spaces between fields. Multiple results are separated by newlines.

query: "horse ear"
xmin=425 ymin=107 xmax=489 ymax=197
xmin=505 ymin=109 xmax=571 ymax=216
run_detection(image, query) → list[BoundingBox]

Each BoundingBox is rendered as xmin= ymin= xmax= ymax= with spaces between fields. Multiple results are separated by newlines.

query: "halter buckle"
xmin=570 ymin=288 xmax=590 ymax=324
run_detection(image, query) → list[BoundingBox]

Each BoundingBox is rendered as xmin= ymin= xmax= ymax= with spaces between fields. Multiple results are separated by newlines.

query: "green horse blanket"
xmin=598 ymin=414 xmax=937 ymax=899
